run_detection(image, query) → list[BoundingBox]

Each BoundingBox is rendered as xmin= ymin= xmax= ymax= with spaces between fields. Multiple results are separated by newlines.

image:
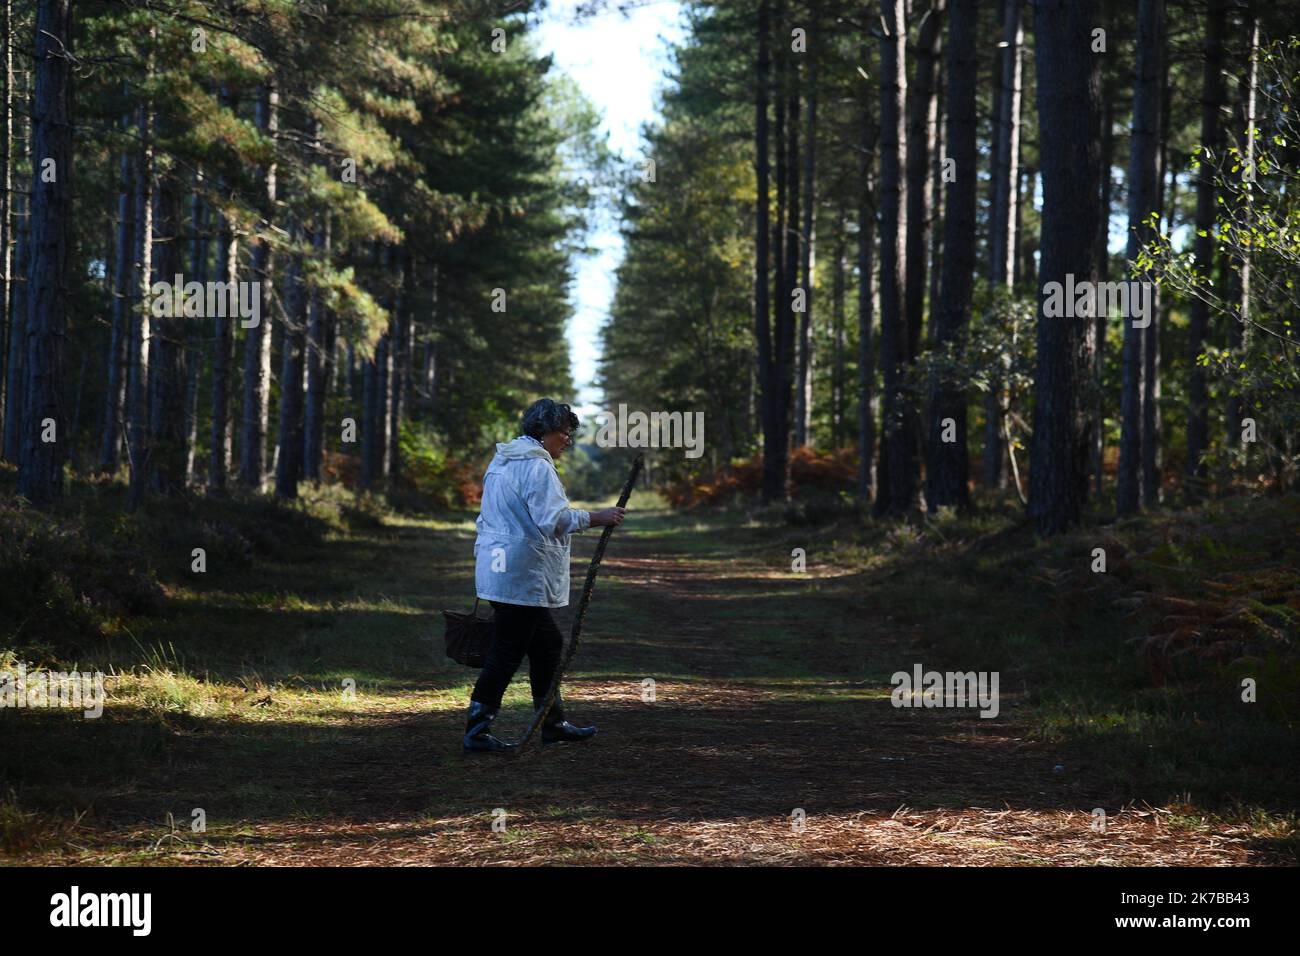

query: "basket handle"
xmin=469 ymin=597 xmax=481 ymax=621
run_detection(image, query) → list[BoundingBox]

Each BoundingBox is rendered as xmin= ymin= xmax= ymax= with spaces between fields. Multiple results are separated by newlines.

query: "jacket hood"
xmin=492 ymin=435 xmax=555 ymax=468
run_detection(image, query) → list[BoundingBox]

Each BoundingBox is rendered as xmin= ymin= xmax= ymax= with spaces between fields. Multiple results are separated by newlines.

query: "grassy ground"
xmin=1 ymin=473 xmax=1296 ymax=865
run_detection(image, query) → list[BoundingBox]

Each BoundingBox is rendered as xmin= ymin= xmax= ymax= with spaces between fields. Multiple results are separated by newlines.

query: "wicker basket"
xmin=442 ymin=598 xmax=494 ymax=668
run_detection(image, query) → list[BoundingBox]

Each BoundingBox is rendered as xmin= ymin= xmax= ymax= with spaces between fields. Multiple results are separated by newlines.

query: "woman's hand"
xmin=590 ymin=507 xmax=627 ymax=527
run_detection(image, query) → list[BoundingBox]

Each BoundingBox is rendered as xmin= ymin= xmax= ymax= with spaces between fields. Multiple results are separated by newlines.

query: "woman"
xmin=463 ymin=398 xmax=626 ymax=752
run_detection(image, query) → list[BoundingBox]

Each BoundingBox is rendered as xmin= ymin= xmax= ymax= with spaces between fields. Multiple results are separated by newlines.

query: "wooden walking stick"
xmin=510 ymin=453 xmax=644 ymax=753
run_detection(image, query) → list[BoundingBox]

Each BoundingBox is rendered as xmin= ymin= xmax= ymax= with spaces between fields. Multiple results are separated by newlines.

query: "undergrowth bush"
xmin=395 ymin=424 xmax=482 ymax=510
xmin=0 ymin=498 xmax=163 ymax=643
xmin=664 ymin=446 xmax=859 ymax=509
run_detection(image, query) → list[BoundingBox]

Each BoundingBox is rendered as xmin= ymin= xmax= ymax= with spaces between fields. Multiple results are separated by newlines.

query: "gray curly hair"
xmin=521 ymin=398 xmax=579 ymax=440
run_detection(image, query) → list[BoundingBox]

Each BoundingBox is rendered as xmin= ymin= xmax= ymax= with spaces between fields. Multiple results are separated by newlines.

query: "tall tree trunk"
xmin=421 ymin=338 xmax=435 ymax=413
xmin=125 ymin=44 xmax=155 ymax=512
xmin=874 ymin=0 xmax=916 ymax=518
xmin=761 ymin=0 xmax=791 ymax=500
xmin=361 ymin=347 xmax=377 ymax=490
xmin=781 ymin=73 xmax=799 ymax=474
xmin=1016 ymin=165 xmax=1036 ymax=286
xmin=241 ymin=80 xmax=277 ymax=491
xmin=924 ymin=0 xmax=976 ymax=512
xmin=389 ymin=250 xmax=412 ymax=479
xmin=987 ymin=0 xmax=1020 ymax=284
xmin=3 ymin=191 xmax=24 ymax=464
xmin=983 ymin=0 xmax=1021 ymax=489
xmin=18 ymin=0 xmax=73 ymax=507
xmin=1143 ymin=46 xmax=1173 ymax=508
xmin=927 ymin=70 xmax=945 ymax=340
xmin=1185 ymin=0 xmax=1226 ymax=492
xmin=1236 ymin=7 xmax=1257 ymax=338
xmin=755 ymin=0 xmax=778 ymax=502
xmin=378 ymin=328 xmax=392 ymax=478
xmin=3 ymin=58 xmax=28 ymax=463
xmin=1117 ymin=0 xmax=1164 ymax=516
xmin=99 ymin=109 xmax=133 ymax=473
xmin=0 ymin=0 xmax=11 ymax=445
xmin=856 ymin=40 xmax=877 ymax=502
xmin=275 ymin=230 xmax=306 ymax=499
xmin=1224 ymin=5 xmax=1257 ymax=478
xmin=858 ymin=194 xmax=878 ymax=502
xmin=420 ymin=260 xmax=437 ymax=415
xmin=1092 ymin=90 xmax=1114 ymax=495
xmin=210 ymin=191 xmax=237 ymax=493
xmin=207 ymin=88 xmax=237 ymax=492
xmin=361 ymin=321 xmax=391 ymax=492
xmin=183 ymin=172 xmax=208 ymax=486
xmin=324 ymin=300 xmax=338 ymax=397
xmin=795 ymin=40 xmax=817 ymax=450
xmin=148 ymin=170 xmax=187 ymax=495
xmin=303 ymin=219 xmax=331 ymax=482
xmin=362 ymin=243 xmax=391 ymax=492
xmin=182 ymin=353 xmax=199 ymax=485
xmin=904 ymin=1 xmax=944 ymax=359
xmin=774 ymin=18 xmax=786 ymax=335
xmin=1028 ymin=0 xmax=1102 ymax=534
xmin=831 ymin=196 xmax=847 ymax=448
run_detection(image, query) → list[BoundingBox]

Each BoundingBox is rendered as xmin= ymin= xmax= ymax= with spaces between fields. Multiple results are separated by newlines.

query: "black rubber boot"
xmin=536 ymin=692 xmax=597 ymax=745
xmin=463 ymin=700 xmax=516 ymax=753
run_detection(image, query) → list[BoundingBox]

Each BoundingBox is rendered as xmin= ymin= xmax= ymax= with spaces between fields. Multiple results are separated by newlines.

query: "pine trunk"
xmin=182 ymin=174 xmax=207 ymax=486
xmin=1184 ymin=0 xmax=1226 ymax=491
xmin=1092 ymin=91 xmax=1114 ymax=495
xmin=147 ymin=171 xmax=187 ymax=495
xmin=1117 ymin=0 xmax=1164 ymax=516
xmin=924 ymin=0 xmax=977 ymax=512
xmin=1027 ymin=0 xmax=1102 ymax=534
xmin=831 ymin=198 xmax=846 ymax=449
xmin=2 ymin=58 xmax=28 ymax=463
xmin=303 ymin=220 xmax=332 ymax=482
xmin=1224 ymin=7 xmax=1257 ymax=479
xmin=0 ymin=0 xmax=11 ymax=444
xmin=857 ymin=54 xmax=877 ymax=501
xmin=18 ymin=0 xmax=73 ymax=507
xmin=275 ymin=234 xmax=306 ymax=499
xmin=904 ymin=1 xmax=943 ymax=362
xmin=781 ymin=79 xmax=799 ymax=466
xmin=794 ymin=45 xmax=817 ymax=450
xmin=99 ymin=110 xmax=133 ymax=473
xmin=982 ymin=0 xmax=1021 ymax=489
xmin=209 ymin=196 xmax=237 ymax=492
xmin=763 ymin=0 xmax=789 ymax=502
xmin=241 ymin=81 xmax=277 ymax=491
xmin=874 ymin=0 xmax=916 ymax=518
xmin=389 ymin=251 xmax=412 ymax=479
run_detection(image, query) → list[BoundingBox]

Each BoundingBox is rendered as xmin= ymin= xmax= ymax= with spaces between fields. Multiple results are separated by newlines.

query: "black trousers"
xmin=470 ymin=601 xmax=564 ymax=712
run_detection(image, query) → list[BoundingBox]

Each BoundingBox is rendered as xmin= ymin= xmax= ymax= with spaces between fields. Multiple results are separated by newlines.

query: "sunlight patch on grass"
xmin=331 ymin=595 xmax=425 ymax=615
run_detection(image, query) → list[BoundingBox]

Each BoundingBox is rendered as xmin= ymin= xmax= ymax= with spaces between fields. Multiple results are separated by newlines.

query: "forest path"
xmin=16 ymin=504 xmax=1260 ymax=865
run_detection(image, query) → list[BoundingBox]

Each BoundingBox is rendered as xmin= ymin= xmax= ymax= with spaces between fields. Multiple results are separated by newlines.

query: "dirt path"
xmin=20 ymin=507 xmax=1268 ymax=865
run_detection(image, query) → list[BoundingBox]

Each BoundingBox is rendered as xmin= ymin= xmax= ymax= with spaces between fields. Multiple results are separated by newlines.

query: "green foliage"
xmin=53 ymin=1 xmax=597 ymax=479
xmin=556 ymin=442 xmax=629 ymax=502
xmin=910 ymin=282 xmax=1038 ymax=416
xmin=905 ymin=282 xmax=1038 ymax=481
xmin=599 ymin=4 xmax=768 ymax=487
xmin=1142 ymin=37 xmax=1300 ymax=491
xmin=0 ymin=498 xmax=163 ymax=648
xmin=395 ymin=422 xmax=481 ymax=510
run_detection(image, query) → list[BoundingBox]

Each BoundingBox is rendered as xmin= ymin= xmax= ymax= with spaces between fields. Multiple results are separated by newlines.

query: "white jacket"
xmin=474 ymin=436 xmax=591 ymax=608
